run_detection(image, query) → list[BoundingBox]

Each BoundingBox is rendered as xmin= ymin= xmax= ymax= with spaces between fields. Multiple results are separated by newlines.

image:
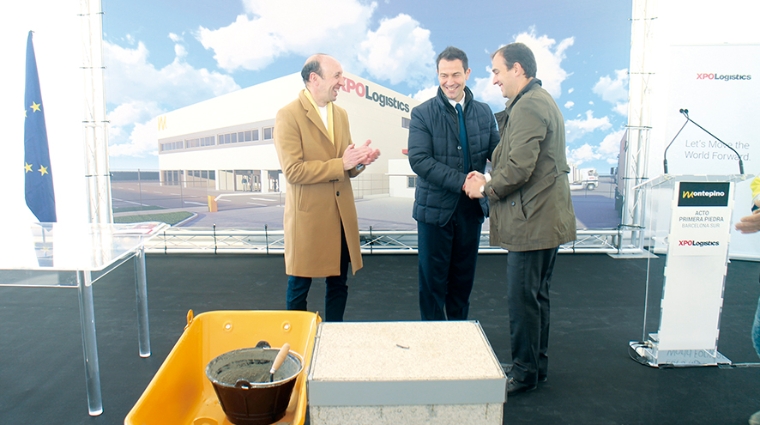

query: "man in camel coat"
xmin=274 ymin=54 xmax=380 ymax=322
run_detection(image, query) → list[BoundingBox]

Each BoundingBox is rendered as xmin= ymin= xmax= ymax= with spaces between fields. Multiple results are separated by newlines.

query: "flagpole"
xmin=80 ymin=0 xmax=112 ymax=225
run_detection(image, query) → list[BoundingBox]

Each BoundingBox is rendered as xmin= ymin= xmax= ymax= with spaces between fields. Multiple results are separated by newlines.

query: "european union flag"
xmin=24 ymin=31 xmax=56 ymax=222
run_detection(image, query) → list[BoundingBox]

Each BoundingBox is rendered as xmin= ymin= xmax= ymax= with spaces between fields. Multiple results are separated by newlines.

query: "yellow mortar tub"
xmin=125 ymin=310 xmax=321 ymax=425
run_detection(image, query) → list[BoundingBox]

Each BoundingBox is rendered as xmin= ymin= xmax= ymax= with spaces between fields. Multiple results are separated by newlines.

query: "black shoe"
xmin=507 ymin=376 xmax=537 ymax=395
xmin=502 ymin=363 xmax=547 ymax=383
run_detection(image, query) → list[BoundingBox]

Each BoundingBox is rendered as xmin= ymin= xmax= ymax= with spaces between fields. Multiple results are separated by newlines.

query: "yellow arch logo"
xmin=157 ymin=116 xmax=167 ymax=131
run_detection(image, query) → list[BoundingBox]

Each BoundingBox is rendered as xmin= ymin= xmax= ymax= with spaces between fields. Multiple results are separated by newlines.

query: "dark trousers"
xmin=507 ymin=247 xmax=558 ymax=385
xmin=417 ymin=195 xmax=483 ymax=321
xmin=286 ymin=228 xmax=350 ymax=322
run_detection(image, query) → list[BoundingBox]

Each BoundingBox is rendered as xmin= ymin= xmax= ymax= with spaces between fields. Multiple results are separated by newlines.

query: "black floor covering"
xmin=1 ymin=253 xmax=759 ymax=424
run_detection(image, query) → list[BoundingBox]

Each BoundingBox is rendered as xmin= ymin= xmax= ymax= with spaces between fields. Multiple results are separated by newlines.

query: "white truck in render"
xmin=568 ymin=164 xmax=598 ymax=190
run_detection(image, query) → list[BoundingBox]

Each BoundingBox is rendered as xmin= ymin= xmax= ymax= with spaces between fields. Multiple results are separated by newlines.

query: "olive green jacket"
xmin=484 ymin=79 xmax=577 ymax=252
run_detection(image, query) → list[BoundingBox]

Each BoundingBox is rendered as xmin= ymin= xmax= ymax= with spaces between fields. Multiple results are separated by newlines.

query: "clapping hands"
xmin=343 ymin=139 xmax=381 ymax=170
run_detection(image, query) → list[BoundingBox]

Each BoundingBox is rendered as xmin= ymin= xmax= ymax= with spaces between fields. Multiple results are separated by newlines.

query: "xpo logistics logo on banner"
xmin=677 ymin=182 xmax=730 ymax=207
xmin=696 ymin=72 xmax=752 ymax=81
xmin=342 ymin=77 xmax=411 ymax=113
xmin=678 ymin=239 xmax=720 ymax=247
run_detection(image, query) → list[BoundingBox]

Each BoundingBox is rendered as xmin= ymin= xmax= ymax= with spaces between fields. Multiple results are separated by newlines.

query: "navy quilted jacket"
xmin=408 ymin=86 xmax=500 ymax=226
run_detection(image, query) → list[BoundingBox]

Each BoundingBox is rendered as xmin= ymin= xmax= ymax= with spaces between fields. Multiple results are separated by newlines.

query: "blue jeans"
xmin=286 ymin=230 xmax=350 ymax=322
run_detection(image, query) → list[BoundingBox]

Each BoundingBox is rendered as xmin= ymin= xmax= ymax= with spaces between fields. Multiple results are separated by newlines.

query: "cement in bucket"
xmin=206 ymin=346 xmax=302 ymax=425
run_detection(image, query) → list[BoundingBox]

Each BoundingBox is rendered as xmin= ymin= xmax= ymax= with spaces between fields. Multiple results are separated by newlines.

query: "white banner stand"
xmin=629 ymin=174 xmax=752 ymax=367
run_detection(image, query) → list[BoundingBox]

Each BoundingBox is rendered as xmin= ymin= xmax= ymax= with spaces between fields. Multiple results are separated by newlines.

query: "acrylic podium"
xmin=0 ymin=221 xmax=168 ymax=416
xmin=628 ymin=174 xmax=752 ymax=367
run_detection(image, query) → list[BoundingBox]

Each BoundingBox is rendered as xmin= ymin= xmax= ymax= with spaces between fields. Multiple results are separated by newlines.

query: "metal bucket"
xmin=206 ymin=346 xmax=303 ymax=425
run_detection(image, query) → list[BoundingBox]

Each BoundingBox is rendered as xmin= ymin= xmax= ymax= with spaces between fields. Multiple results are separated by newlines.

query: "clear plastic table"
xmin=0 ymin=221 xmax=169 ymax=416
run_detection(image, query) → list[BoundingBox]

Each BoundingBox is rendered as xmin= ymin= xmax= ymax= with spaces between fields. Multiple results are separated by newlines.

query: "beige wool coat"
xmin=274 ymin=90 xmax=364 ymax=277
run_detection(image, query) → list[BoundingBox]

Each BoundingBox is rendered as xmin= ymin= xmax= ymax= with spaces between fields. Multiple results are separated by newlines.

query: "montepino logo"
xmin=677 ymin=182 xmax=730 ymax=207
xmin=342 ymin=77 xmax=410 ymax=113
xmin=681 ymin=190 xmax=724 ymax=199
xmin=696 ymin=73 xmax=752 ymax=82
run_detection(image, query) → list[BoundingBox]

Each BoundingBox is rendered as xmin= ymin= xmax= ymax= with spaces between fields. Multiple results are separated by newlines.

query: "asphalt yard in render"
xmin=112 ymin=177 xmax=621 ymax=231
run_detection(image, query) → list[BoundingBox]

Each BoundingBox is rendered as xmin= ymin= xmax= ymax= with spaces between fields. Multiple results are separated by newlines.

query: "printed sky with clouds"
xmin=102 ymin=0 xmax=632 ymax=172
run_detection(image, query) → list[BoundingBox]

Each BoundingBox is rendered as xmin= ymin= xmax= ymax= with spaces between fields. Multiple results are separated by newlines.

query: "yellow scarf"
xmin=751 ymin=176 xmax=760 ymax=209
xmin=303 ymin=89 xmax=334 ymax=145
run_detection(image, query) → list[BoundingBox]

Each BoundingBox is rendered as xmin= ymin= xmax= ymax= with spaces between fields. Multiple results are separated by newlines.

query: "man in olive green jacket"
xmin=465 ymin=42 xmax=576 ymax=395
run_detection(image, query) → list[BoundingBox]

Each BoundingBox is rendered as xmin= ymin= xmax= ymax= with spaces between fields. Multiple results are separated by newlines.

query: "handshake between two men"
xmin=463 ymin=171 xmax=487 ymax=199
xmin=343 ymin=139 xmax=381 ymax=171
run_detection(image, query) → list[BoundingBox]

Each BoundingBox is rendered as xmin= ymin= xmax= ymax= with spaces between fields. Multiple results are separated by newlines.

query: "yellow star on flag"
xmin=24 ymin=163 xmax=33 ymax=172
xmin=38 ymin=165 xmax=48 ymax=176
xmin=31 ymin=102 xmax=41 ymax=112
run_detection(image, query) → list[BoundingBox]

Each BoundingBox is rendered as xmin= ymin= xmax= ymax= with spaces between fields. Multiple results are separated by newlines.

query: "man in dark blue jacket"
xmin=408 ymin=46 xmax=500 ymax=320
